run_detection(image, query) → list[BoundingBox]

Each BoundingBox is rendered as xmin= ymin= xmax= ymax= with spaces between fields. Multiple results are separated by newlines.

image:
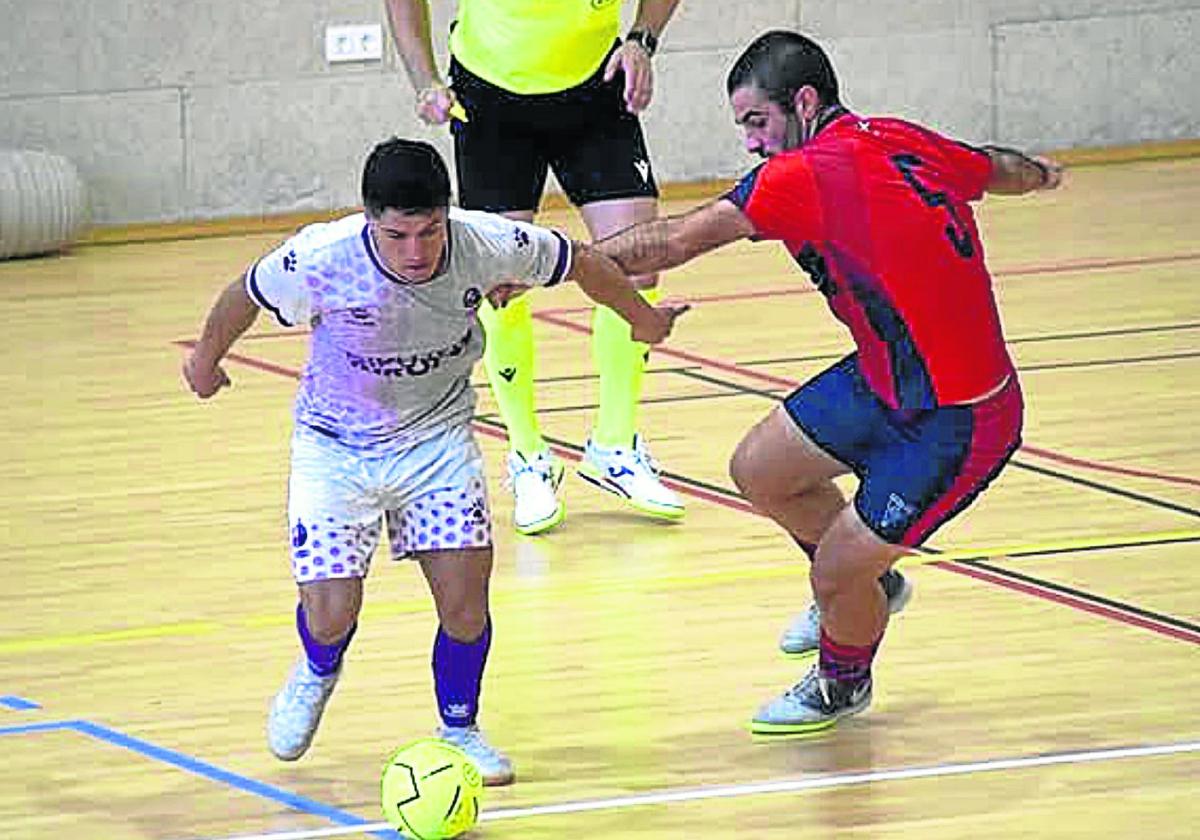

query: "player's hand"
xmin=486 ymin=283 xmax=530 ymax=309
xmin=1033 ymin=155 xmax=1065 ymax=190
xmin=604 ymin=40 xmax=654 ymax=113
xmin=632 ymin=303 xmax=689 ymax=344
xmin=183 ymin=351 xmax=231 ymax=399
xmin=416 ymin=83 xmax=459 ymax=126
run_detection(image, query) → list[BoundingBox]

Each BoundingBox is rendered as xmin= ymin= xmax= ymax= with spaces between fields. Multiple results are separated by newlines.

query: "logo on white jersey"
xmin=634 ymin=158 xmax=651 ymax=183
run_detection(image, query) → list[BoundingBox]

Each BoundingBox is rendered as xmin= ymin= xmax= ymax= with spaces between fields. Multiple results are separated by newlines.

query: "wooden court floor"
xmin=1 ymin=157 xmax=1198 ymax=839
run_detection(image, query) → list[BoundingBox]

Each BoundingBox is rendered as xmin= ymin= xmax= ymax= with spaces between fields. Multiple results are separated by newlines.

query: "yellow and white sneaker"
xmin=505 ymin=450 xmax=565 ymax=536
xmin=577 ymin=434 xmax=684 ymax=520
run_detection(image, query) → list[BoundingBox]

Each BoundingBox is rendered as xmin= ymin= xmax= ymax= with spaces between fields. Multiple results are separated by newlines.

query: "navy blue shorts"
xmin=783 ymin=354 xmax=1023 ymax=546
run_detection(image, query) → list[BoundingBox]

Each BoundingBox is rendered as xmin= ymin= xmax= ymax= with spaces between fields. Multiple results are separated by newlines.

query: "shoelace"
xmin=632 ymin=438 xmax=662 ymax=475
xmin=784 ymin=669 xmax=824 ymax=702
xmin=504 ymin=455 xmax=554 ymax=490
xmin=287 ymin=668 xmax=333 ymax=707
xmin=450 ymin=727 xmax=499 ymax=760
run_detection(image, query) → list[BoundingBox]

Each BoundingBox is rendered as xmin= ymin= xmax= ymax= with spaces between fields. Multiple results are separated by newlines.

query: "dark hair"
xmin=361 ymin=137 xmax=451 ymax=217
xmin=726 ymin=31 xmax=841 ymax=111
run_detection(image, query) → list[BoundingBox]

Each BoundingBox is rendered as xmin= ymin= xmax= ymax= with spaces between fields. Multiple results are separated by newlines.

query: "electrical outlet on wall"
xmin=325 ymin=24 xmax=384 ymax=63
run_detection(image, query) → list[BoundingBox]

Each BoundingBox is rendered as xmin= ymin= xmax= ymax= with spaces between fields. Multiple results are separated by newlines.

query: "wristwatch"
xmin=625 ymin=29 xmax=659 ymax=58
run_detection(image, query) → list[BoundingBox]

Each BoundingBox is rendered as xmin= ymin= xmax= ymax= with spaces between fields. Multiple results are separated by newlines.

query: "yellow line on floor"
xmin=4 ymin=529 xmax=1195 ymax=654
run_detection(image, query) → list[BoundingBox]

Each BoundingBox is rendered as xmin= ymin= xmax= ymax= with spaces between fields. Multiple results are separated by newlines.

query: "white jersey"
xmin=246 ymin=208 xmax=572 ymax=452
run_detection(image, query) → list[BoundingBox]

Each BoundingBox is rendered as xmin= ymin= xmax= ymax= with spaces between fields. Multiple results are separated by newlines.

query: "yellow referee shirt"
xmin=450 ymin=0 xmax=622 ymax=94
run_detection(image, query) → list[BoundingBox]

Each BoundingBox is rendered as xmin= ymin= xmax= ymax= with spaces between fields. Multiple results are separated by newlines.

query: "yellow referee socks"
xmin=478 ymin=295 xmax=545 ymax=457
xmin=591 ymin=287 xmax=660 ymax=448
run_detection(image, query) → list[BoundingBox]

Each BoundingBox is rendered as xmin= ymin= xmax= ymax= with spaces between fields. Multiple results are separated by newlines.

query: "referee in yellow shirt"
xmin=387 ymin=0 xmax=684 ymax=535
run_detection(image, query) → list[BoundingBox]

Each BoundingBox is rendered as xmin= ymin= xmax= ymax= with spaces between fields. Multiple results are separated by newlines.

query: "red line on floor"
xmin=1020 ymin=445 xmax=1200 ymax=490
xmin=532 ymin=311 xmax=801 ymax=389
xmin=935 ymin=561 xmax=1200 ymax=646
xmin=529 ymin=314 xmax=1200 ymax=489
xmin=532 ymin=250 xmax=1200 ymax=315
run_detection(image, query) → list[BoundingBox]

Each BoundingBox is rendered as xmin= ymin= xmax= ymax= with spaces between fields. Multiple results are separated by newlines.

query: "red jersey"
xmin=726 ymin=112 xmax=1013 ymax=408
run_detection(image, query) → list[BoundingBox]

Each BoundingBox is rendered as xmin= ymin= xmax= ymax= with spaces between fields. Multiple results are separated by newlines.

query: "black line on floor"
xmin=471 ymin=415 xmax=749 ymax=502
xmin=1020 ymin=351 xmax=1200 ymax=372
xmin=479 ymin=388 xmax=768 ymax=418
xmin=961 ymin=558 xmax=1200 ymax=635
xmin=673 ymin=368 xmax=787 ymax=399
xmin=737 ymin=322 xmax=1200 ymax=369
xmin=1009 ymin=460 xmax=1200 ymax=519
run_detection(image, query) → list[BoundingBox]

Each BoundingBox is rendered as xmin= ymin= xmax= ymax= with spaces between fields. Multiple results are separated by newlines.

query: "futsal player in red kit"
xmin=596 ymin=30 xmax=1064 ymax=734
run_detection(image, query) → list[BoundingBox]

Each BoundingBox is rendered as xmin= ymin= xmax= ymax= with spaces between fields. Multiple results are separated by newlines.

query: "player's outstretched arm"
xmin=982 ymin=145 xmax=1064 ymax=195
xmin=567 ymin=243 xmax=689 ymax=344
xmin=385 ymin=0 xmax=458 ymax=124
xmin=183 ymin=277 xmax=260 ymax=399
xmin=597 ymin=198 xmax=756 ymax=277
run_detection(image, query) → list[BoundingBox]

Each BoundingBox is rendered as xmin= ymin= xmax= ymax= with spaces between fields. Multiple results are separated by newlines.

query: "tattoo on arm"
xmin=601 ymin=219 xmax=672 ymax=275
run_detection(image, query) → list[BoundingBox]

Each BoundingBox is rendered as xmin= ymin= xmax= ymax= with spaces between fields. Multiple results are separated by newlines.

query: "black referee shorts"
xmin=449 ymin=44 xmax=659 ymax=212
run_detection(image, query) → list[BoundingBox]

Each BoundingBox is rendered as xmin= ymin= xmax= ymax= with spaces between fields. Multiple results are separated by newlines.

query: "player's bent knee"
xmin=728 ymin=441 xmax=755 ymax=499
xmin=305 ymin=607 xmax=358 ymax=645
xmin=440 ymin=607 xmax=488 ymax=642
xmin=299 ymin=579 xmax=362 ymax=643
xmin=814 ymin=510 xmax=903 ymax=596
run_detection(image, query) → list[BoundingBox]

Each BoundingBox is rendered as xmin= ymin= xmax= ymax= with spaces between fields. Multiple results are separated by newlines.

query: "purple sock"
xmin=296 ymin=603 xmax=356 ymax=677
xmin=432 ymin=618 xmax=492 ymax=728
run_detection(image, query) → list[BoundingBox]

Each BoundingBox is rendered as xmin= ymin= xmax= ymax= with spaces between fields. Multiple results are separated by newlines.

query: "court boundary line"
xmin=0 ymin=695 xmax=40 ymax=710
xmin=195 ymin=738 xmax=1200 ymax=840
xmin=0 ymin=718 xmax=391 ymax=839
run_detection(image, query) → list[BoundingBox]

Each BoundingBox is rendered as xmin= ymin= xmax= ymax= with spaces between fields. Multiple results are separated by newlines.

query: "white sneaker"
xmin=577 ymin=434 xmax=684 ymax=520
xmin=506 ymin=450 xmax=565 ymax=535
xmin=437 ymin=725 xmax=515 ymax=786
xmin=779 ymin=570 xmax=914 ymax=658
xmin=267 ymin=657 xmax=340 ymax=761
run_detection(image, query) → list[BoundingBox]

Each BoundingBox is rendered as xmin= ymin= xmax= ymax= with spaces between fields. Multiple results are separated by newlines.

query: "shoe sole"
xmin=514 ymin=501 xmax=566 ymax=536
xmin=576 ymin=465 xmax=685 ymax=520
xmin=483 ymin=770 xmax=516 ymax=786
xmin=746 ymin=694 xmax=872 ymax=738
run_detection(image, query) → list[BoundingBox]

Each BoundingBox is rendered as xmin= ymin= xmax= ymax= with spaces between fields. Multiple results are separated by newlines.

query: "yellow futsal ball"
xmin=380 ymin=738 xmax=483 ymax=839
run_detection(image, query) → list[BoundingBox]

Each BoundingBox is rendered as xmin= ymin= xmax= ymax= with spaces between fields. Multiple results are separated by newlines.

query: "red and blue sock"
xmin=818 ymin=628 xmax=880 ymax=684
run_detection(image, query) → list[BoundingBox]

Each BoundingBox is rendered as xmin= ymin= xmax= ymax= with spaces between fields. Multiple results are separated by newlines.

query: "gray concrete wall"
xmin=0 ymin=1 xmax=1196 ymax=224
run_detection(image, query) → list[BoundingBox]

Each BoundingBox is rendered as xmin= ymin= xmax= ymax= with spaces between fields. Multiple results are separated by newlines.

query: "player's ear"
xmin=792 ymin=85 xmax=819 ymax=120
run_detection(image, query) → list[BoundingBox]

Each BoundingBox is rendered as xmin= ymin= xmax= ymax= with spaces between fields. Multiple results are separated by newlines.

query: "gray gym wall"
xmin=0 ymin=1 xmax=1196 ymax=225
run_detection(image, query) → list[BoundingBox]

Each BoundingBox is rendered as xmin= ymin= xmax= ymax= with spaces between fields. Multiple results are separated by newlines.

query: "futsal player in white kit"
xmin=182 ymin=137 xmax=686 ymax=785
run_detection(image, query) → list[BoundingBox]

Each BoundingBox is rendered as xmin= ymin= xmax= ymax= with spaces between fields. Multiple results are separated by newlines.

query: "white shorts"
xmin=286 ymin=424 xmax=492 ymax=583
